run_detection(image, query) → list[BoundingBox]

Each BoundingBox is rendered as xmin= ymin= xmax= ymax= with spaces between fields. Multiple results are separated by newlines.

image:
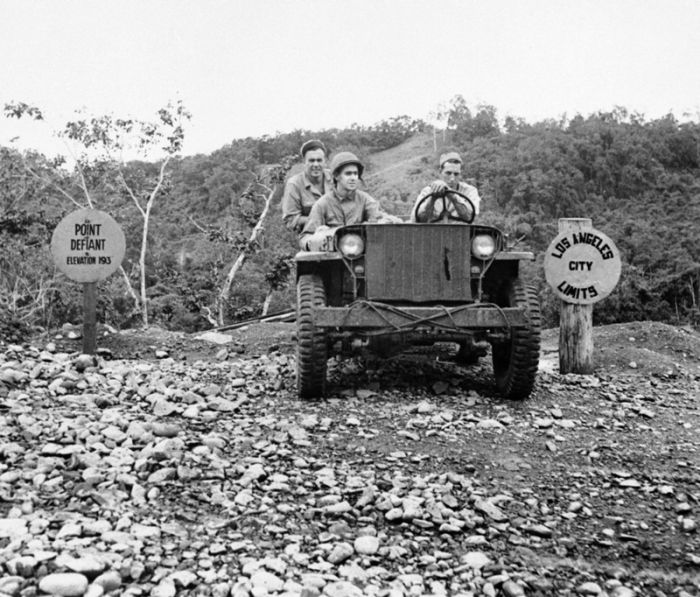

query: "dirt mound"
xmin=40 ymin=320 xmax=700 ymax=380
xmin=540 ymin=321 xmax=700 ymax=377
xmin=40 ymin=322 xmax=296 ymax=361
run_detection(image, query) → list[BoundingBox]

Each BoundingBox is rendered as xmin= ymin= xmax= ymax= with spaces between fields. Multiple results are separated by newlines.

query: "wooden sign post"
xmin=544 ymin=218 xmax=621 ymax=374
xmin=50 ymin=208 xmax=126 ymax=354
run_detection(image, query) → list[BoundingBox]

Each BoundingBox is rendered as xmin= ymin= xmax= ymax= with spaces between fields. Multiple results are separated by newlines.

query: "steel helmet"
xmin=329 ymin=151 xmax=364 ymax=178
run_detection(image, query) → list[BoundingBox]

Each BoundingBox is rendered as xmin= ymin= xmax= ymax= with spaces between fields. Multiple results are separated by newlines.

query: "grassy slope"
xmin=362 ymin=133 xmax=441 ymax=218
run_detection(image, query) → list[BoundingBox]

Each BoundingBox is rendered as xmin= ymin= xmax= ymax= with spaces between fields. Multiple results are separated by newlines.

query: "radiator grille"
xmin=364 ymin=224 xmax=472 ymax=302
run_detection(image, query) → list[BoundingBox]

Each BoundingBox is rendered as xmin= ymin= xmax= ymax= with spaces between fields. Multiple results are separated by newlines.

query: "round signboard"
xmin=50 ymin=208 xmax=126 ymax=283
xmin=544 ymin=227 xmax=621 ymax=305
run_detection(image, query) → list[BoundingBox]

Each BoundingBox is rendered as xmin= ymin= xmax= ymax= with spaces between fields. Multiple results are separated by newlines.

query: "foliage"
xmin=3 ymin=100 xmax=191 ymax=328
xmin=437 ymin=102 xmax=700 ymax=327
xmin=1 ymin=101 xmax=699 ymax=337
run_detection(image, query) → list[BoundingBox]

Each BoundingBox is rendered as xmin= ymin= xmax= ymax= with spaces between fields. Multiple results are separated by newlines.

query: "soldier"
xmin=411 ymin=151 xmax=481 ymax=223
xmin=300 ymin=151 xmax=398 ymax=250
xmin=281 ymin=139 xmax=332 ymax=234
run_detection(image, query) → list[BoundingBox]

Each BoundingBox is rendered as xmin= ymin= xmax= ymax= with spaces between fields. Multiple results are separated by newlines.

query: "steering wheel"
xmin=414 ymin=188 xmax=476 ymax=224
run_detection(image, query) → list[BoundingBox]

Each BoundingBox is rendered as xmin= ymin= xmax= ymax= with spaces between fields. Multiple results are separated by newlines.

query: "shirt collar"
xmin=303 ymin=170 xmax=331 ymax=189
xmin=333 ymin=188 xmax=356 ymax=202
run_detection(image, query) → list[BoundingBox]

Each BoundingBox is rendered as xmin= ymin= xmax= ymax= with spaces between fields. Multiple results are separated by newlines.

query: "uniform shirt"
xmin=410 ymin=181 xmax=481 ymax=222
xmin=300 ymin=188 xmax=383 ymax=240
xmin=281 ymin=169 xmax=333 ymax=233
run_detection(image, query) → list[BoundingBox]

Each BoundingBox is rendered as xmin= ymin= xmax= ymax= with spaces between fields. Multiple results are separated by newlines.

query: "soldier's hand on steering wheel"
xmin=414 ymin=188 xmax=476 ymax=224
xmin=429 ymin=180 xmax=448 ymax=195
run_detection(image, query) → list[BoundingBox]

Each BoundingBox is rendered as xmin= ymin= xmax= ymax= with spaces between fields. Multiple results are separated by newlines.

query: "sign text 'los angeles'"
xmin=544 ymin=227 xmax=621 ymax=305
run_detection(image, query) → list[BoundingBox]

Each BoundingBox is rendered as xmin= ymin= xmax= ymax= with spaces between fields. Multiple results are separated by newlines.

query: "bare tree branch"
xmin=60 ymin=139 xmax=94 ymax=208
xmin=22 ymin=163 xmax=83 ymax=208
xmin=118 ymin=265 xmax=140 ymax=310
xmin=118 ymin=171 xmax=146 ymax=218
xmin=138 ymin=155 xmax=170 ymax=326
xmin=74 ymin=159 xmax=94 ymax=209
xmin=188 ymin=215 xmax=208 ymax=233
xmin=217 ymin=183 xmax=276 ymax=325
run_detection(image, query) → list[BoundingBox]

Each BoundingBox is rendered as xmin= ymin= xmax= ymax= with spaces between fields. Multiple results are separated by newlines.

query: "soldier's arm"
xmin=363 ymin=194 xmax=385 ymax=222
xmin=281 ymin=180 xmax=306 ymax=233
xmin=411 ymin=186 xmax=435 ymax=222
xmin=299 ymin=202 xmax=325 ymax=249
xmin=447 ymin=184 xmax=480 ymax=219
xmin=462 ymin=185 xmax=481 ymax=216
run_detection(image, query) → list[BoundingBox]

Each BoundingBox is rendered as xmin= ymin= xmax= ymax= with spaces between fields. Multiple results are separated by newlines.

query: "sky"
xmin=1 ymin=0 xmax=699 ymax=158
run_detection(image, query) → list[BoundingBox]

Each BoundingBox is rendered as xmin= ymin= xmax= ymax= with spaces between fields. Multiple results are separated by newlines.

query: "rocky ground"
xmin=0 ymin=321 xmax=698 ymax=597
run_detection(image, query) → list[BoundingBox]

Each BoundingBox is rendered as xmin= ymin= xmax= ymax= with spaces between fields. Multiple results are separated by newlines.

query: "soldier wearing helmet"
xmin=281 ymin=139 xmax=333 ymax=233
xmin=299 ymin=152 xmax=398 ymax=250
xmin=411 ymin=151 xmax=481 ymax=223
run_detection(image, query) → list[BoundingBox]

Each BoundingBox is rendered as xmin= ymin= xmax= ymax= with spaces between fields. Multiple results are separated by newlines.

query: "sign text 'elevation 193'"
xmin=544 ymin=226 xmax=621 ymax=305
xmin=50 ymin=208 xmax=126 ymax=283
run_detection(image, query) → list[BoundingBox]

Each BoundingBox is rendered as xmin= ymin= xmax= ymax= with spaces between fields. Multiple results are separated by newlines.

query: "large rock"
xmin=460 ymin=551 xmax=491 ymax=570
xmin=5 ymin=555 xmax=37 ymax=577
xmin=250 ymin=570 xmax=284 ymax=593
xmin=55 ymin=554 xmax=106 ymax=576
xmin=327 ymin=542 xmax=354 ymax=564
xmin=323 ymin=581 xmax=363 ymax=597
xmin=195 ymin=331 xmax=234 ymax=345
xmin=354 ymin=536 xmax=379 ymax=555
xmin=38 ymin=573 xmax=89 ymax=596
xmin=0 ymin=576 xmax=24 ymax=597
xmin=0 ymin=519 xmax=28 ymax=539
xmin=150 ymin=581 xmax=176 ymax=597
xmin=93 ymin=571 xmax=122 ymax=592
xmin=577 ymin=582 xmax=602 ymax=595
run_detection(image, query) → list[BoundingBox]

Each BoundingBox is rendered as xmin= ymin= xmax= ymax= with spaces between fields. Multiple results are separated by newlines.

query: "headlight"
xmin=338 ymin=233 xmax=364 ymax=258
xmin=471 ymin=234 xmax=496 ymax=259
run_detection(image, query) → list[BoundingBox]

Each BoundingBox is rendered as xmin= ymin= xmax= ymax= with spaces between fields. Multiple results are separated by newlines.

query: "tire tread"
xmin=296 ymin=274 xmax=327 ymax=399
xmin=493 ymin=280 xmax=541 ymax=400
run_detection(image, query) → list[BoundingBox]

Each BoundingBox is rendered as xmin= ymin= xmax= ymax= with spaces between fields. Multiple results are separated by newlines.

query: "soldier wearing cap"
xmin=281 ymin=139 xmax=333 ymax=233
xmin=411 ymin=151 xmax=481 ymax=223
xmin=299 ymin=151 xmax=398 ymax=250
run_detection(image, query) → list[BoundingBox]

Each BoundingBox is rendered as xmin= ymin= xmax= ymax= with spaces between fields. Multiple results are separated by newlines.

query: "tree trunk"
xmin=139 ymin=204 xmax=151 ymax=327
xmin=137 ymin=157 xmax=169 ymax=328
xmin=218 ymin=185 xmax=276 ymax=325
xmin=119 ymin=266 xmax=140 ymax=312
xmin=261 ymin=290 xmax=273 ymax=316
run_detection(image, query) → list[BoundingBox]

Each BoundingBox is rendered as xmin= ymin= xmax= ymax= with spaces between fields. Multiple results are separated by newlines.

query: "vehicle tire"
xmin=296 ymin=274 xmax=328 ymax=399
xmin=492 ymin=279 xmax=541 ymax=400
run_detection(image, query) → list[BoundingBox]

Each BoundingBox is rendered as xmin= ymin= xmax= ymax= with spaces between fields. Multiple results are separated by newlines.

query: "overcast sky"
xmin=1 ymin=0 xmax=699 ymax=157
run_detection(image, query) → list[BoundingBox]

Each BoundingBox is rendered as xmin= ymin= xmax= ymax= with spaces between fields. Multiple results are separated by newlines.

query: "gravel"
xmin=0 ymin=324 xmax=698 ymax=595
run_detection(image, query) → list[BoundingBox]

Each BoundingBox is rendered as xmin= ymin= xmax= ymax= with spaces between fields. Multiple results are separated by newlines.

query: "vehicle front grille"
xmin=364 ymin=224 xmax=473 ymax=302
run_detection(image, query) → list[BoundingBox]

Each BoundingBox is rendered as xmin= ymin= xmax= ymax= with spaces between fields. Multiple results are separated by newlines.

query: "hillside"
xmin=364 ymin=132 xmax=436 ymax=216
xmin=2 ymin=104 xmax=699 ymax=336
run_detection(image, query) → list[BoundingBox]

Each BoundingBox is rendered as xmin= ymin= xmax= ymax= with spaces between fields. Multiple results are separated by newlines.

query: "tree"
xmin=262 ymin=253 xmax=294 ymax=316
xmin=4 ymin=100 xmax=191 ymax=326
xmin=0 ymin=147 xmax=63 ymax=338
xmin=214 ymin=159 xmax=295 ymax=325
xmin=216 ymin=178 xmax=275 ymax=324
